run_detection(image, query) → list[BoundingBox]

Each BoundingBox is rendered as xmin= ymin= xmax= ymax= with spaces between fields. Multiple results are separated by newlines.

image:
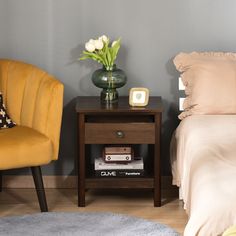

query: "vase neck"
xmin=103 ymin=64 xmax=116 ymax=71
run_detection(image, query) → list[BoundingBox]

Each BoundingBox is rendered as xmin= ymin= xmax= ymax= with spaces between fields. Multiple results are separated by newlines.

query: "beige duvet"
xmin=171 ymin=115 xmax=236 ymax=236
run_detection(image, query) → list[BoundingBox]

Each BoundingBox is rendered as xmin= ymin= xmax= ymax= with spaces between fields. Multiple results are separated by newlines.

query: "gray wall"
xmin=1 ymin=0 xmax=236 ymax=175
xmin=0 ymin=1 xmax=7 ymax=54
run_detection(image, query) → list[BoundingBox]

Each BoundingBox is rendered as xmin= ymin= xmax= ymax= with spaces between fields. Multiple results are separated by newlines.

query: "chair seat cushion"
xmin=0 ymin=126 xmax=53 ymax=170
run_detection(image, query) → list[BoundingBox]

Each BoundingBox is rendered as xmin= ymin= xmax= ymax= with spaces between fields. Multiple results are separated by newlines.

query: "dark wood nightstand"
xmin=76 ymin=96 xmax=163 ymax=207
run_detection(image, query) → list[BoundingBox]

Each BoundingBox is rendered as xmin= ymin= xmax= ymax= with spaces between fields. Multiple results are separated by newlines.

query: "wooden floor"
xmin=0 ymin=188 xmax=188 ymax=235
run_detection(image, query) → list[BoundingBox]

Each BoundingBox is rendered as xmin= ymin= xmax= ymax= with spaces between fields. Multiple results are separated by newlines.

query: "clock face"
xmin=133 ymin=91 xmax=146 ymax=103
xmin=129 ymin=88 xmax=149 ymax=107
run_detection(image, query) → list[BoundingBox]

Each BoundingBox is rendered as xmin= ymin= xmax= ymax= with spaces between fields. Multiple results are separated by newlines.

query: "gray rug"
xmin=0 ymin=212 xmax=180 ymax=236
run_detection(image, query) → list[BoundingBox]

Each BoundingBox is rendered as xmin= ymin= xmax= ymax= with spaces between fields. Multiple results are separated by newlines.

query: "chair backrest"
xmin=0 ymin=59 xmax=64 ymax=160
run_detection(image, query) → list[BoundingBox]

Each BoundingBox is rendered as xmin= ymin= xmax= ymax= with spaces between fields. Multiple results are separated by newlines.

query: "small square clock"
xmin=129 ymin=87 xmax=149 ymax=107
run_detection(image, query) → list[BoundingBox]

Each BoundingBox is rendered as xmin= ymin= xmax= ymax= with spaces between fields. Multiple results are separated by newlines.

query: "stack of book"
xmin=94 ymin=157 xmax=144 ymax=177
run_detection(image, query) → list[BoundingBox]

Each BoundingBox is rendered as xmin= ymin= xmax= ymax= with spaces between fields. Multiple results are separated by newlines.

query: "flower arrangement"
xmin=79 ymin=35 xmax=121 ymax=71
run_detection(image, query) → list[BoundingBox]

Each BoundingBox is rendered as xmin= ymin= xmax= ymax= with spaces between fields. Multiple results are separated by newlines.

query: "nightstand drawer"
xmin=85 ymin=123 xmax=155 ymax=144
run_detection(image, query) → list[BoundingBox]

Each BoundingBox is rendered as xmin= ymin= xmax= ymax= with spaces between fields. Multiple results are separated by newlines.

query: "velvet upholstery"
xmin=0 ymin=126 xmax=53 ymax=170
xmin=223 ymin=226 xmax=236 ymax=236
xmin=0 ymin=59 xmax=64 ymax=170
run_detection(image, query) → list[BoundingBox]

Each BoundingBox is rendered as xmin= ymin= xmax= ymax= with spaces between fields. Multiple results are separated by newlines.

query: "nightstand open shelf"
xmin=85 ymin=162 xmax=155 ymax=180
xmin=76 ymin=96 xmax=163 ymax=207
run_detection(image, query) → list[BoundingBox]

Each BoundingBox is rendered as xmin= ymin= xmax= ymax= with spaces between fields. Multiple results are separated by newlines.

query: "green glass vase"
xmin=91 ymin=65 xmax=127 ymax=103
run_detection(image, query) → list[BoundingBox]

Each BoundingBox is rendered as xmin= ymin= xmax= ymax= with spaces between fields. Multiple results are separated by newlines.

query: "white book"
xmin=94 ymin=157 xmax=144 ymax=170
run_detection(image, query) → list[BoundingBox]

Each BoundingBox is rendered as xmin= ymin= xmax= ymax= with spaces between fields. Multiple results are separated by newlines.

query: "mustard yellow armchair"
xmin=223 ymin=226 xmax=236 ymax=236
xmin=0 ymin=59 xmax=64 ymax=212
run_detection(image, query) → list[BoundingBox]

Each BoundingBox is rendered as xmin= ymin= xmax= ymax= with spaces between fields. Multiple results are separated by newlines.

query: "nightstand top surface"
xmin=76 ymin=96 xmax=163 ymax=113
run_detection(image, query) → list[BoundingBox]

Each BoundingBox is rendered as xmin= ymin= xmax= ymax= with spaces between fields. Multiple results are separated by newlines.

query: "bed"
xmin=171 ymin=52 xmax=236 ymax=236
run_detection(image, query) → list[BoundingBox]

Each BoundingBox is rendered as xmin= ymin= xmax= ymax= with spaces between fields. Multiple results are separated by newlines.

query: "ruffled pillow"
xmin=174 ymin=52 xmax=236 ymax=119
xmin=0 ymin=92 xmax=16 ymax=128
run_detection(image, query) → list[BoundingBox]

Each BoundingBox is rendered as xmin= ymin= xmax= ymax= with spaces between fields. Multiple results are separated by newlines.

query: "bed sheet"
xmin=171 ymin=115 xmax=236 ymax=236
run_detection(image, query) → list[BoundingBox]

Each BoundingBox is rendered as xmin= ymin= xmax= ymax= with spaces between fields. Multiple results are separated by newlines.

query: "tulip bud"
xmin=112 ymin=40 xmax=117 ymax=47
xmin=99 ymin=35 xmax=109 ymax=43
xmin=85 ymin=42 xmax=95 ymax=52
xmin=94 ymin=39 xmax=104 ymax=50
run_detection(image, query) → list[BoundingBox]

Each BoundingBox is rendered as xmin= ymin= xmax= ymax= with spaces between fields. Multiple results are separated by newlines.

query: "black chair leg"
xmin=31 ymin=166 xmax=48 ymax=212
xmin=0 ymin=171 xmax=2 ymax=192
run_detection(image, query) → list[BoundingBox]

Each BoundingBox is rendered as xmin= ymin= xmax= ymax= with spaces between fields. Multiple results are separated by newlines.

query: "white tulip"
xmin=99 ymin=35 xmax=109 ymax=43
xmin=85 ymin=42 xmax=95 ymax=52
xmin=94 ymin=39 xmax=104 ymax=50
xmin=88 ymin=39 xmax=95 ymax=45
xmin=112 ymin=40 xmax=118 ymax=47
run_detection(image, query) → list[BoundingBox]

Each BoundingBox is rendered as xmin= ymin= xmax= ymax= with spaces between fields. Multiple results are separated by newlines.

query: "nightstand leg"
xmin=154 ymin=113 xmax=162 ymax=207
xmin=78 ymin=114 xmax=85 ymax=207
xmin=78 ymin=184 xmax=85 ymax=207
xmin=153 ymin=148 xmax=161 ymax=207
xmin=154 ymin=142 xmax=161 ymax=207
xmin=154 ymin=185 xmax=161 ymax=207
xmin=78 ymin=162 xmax=85 ymax=206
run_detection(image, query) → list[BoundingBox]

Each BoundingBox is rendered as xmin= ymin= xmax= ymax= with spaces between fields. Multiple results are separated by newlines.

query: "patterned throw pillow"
xmin=0 ymin=92 xmax=16 ymax=128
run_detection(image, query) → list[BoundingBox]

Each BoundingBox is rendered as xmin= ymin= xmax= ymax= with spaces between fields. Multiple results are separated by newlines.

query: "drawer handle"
xmin=116 ymin=130 xmax=124 ymax=138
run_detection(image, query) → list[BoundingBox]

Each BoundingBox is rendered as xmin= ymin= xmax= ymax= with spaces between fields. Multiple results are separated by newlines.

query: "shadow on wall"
xmin=52 ymin=43 xmax=97 ymax=179
xmin=54 ymin=97 xmax=78 ymax=177
xmin=161 ymin=57 xmax=180 ymax=175
xmin=70 ymin=42 xmax=98 ymax=95
xmin=52 ymin=43 xmax=95 ymax=178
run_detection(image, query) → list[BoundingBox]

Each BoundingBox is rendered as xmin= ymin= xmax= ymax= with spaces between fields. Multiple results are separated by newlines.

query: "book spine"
xmin=95 ymin=164 xmax=144 ymax=170
xmin=95 ymin=169 xmax=144 ymax=177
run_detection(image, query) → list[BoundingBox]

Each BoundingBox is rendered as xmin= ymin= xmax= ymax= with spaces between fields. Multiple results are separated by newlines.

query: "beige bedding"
xmin=171 ymin=115 xmax=236 ymax=236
